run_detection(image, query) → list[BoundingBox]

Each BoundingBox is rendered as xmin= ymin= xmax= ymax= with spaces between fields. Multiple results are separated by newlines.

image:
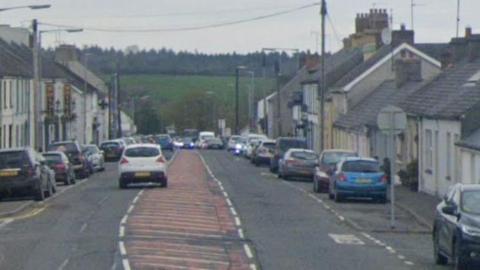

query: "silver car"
xmin=83 ymin=145 xmax=105 ymax=172
xmin=278 ymin=149 xmax=319 ymax=180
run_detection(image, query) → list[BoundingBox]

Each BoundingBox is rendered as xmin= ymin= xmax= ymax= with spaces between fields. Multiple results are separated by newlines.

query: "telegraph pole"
xmin=319 ymin=0 xmax=327 ymax=151
xmin=235 ymin=68 xmax=240 ymax=135
xmin=456 ymin=0 xmax=461 ymax=37
xmin=32 ymin=19 xmax=42 ymax=150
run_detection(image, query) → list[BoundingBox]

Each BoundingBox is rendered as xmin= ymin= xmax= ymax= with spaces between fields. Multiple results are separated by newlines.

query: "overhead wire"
xmin=39 ymin=2 xmax=321 ymax=33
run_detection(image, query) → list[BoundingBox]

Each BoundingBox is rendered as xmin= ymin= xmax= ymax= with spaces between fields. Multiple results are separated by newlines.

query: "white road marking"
xmin=226 ymin=198 xmax=233 ymax=206
xmin=238 ymin=228 xmax=245 ymax=239
xmin=243 ymin=244 xmax=253 ymax=259
xmin=119 ymin=241 xmax=127 ymax=255
xmin=250 ymin=264 xmax=257 ymax=270
xmin=337 ymin=215 xmax=345 ymax=221
xmin=398 ymin=255 xmax=405 ymax=260
xmin=57 ymin=258 xmax=70 ymax=270
xmin=223 ymin=191 xmax=229 ymax=198
xmin=127 ymin=205 xmax=134 ymax=214
xmin=230 ymin=207 xmax=238 ymax=216
xmin=0 ymin=219 xmax=13 ymax=230
xmin=328 ymin=234 xmax=365 ymax=245
xmin=122 ymin=259 xmax=131 ymax=270
xmin=235 ymin=217 xmax=241 ymax=226
xmin=121 ymin=215 xmax=128 ymax=225
xmin=119 ymin=226 xmax=125 ymax=238
xmin=404 ymin=261 xmax=414 ymax=266
xmin=132 ymin=196 xmax=139 ymax=204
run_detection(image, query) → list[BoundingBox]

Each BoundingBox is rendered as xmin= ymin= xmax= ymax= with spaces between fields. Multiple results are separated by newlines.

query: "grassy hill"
xmin=119 ymin=74 xmax=275 ymax=134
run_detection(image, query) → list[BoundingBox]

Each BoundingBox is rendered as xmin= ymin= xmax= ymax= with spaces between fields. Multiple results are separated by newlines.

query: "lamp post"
xmin=33 ymin=23 xmax=85 ymax=149
xmin=235 ymin=65 xmax=246 ymax=135
xmin=245 ymin=71 xmax=255 ymax=132
xmin=262 ymin=48 xmax=300 ymax=137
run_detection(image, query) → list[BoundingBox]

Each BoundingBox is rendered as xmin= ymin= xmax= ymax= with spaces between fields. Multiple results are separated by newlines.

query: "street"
xmin=0 ymin=149 xmax=452 ymax=270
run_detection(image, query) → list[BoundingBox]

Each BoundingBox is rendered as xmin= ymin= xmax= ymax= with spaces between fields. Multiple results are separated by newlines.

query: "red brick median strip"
xmin=123 ymin=151 xmax=253 ymax=270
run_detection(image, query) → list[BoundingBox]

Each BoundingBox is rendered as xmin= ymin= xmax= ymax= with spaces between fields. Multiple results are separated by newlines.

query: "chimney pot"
xmin=400 ymin=24 xmax=406 ymax=31
xmin=466 ymin=27 xmax=472 ymax=38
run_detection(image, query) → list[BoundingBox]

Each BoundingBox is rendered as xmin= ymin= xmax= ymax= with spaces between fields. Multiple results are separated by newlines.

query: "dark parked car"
xmin=433 ymin=184 xmax=480 ymax=270
xmin=156 ymin=134 xmax=174 ymax=150
xmin=270 ymin=137 xmax=307 ymax=173
xmin=182 ymin=137 xmax=196 ymax=149
xmin=47 ymin=141 xmax=89 ymax=179
xmin=205 ymin=138 xmax=224 ymax=149
xmin=313 ymin=149 xmax=358 ymax=193
xmin=100 ymin=140 xmax=126 ymax=161
xmin=0 ymin=148 xmax=55 ymax=201
xmin=43 ymin=151 xmax=76 ymax=185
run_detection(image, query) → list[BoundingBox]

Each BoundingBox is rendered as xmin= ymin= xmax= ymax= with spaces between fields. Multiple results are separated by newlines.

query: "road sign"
xmin=377 ymin=105 xmax=407 ymax=230
xmin=377 ymin=105 xmax=407 ymax=135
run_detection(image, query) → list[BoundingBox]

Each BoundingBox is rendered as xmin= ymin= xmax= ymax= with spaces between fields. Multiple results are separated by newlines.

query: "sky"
xmin=0 ymin=0 xmax=477 ymax=54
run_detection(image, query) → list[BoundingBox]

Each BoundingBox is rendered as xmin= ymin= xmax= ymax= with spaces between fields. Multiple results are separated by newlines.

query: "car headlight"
xmin=461 ymin=224 xmax=480 ymax=237
xmin=235 ymin=143 xmax=242 ymax=150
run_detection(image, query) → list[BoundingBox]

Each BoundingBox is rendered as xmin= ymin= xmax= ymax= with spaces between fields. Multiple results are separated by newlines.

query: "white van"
xmin=197 ymin=131 xmax=216 ymax=148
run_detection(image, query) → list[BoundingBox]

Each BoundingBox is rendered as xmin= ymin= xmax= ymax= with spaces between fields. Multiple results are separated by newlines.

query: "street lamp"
xmin=235 ymin=65 xmax=247 ymax=135
xmin=33 ymin=25 xmax=83 ymax=148
xmin=0 ymin=4 xmax=51 ymax=12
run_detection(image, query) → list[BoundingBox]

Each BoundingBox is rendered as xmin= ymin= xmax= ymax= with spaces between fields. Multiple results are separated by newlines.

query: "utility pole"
xmin=83 ymin=54 xmax=89 ymax=144
xmin=235 ymin=68 xmax=240 ymax=135
xmin=32 ymin=19 xmax=42 ymax=150
xmin=319 ymin=0 xmax=327 ymax=152
xmin=456 ymin=0 xmax=461 ymax=37
xmin=275 ymin=59 xmax=281 ymax=137
xmin=116 ymin=73 xmax=122 ymax=138
xmin=261 ymin=52 xmax=268 ymax=135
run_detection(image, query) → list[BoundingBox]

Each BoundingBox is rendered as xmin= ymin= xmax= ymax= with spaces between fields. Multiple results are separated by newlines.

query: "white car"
xmin=227 ymin=135 xmax=242 ymax=151
xmin=118 ymin=144 xmax=168 ymax=188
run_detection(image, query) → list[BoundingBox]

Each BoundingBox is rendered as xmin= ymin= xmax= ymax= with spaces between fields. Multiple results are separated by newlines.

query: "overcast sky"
xmin=0 ymin=0 xmax=477 ymax=54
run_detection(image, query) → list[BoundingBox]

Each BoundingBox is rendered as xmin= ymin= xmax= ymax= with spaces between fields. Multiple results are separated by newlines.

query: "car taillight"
xmin=381 ymin=175 xmax=388 ymax=184
xmin=120 ymin=158 xmax=129 ymax=165
xmin=286 ymin=159 xmax=298 ymax=165
xmin=156 ymin=156 xmax=166 ymax=163
xmin=54 ymin=164 xmax=66 ymax=172
xmin=338 ymin=173 xmax=347 ymax=181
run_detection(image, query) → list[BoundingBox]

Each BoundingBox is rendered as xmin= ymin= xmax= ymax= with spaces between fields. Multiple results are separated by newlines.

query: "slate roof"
xmin=333 ymin=43 xmax=448 ymax=89
xmin=301 ymin=48 xmax=364 ymax=86
xmin=334 ymin=80 xmax=429 ymax=131
xmin=0 ymin=39 xmax=32 ymax=77
xmin=400 ymin=59 xmax=480 ymax=119
xmin=456 ymin=128 xmax=480 ymax=151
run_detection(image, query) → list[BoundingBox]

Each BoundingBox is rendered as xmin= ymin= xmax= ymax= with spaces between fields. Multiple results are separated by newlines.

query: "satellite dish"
xmin=381 ymin=28 xmax=392 ymax=45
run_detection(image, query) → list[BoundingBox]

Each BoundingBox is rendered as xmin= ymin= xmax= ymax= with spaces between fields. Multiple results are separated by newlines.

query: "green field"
xmin=120 ymin=74 xmax=275 ymax=133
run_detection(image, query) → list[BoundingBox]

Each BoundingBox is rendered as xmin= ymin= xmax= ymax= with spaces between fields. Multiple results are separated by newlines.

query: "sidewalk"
xmin=123 ymin=151 xmax=253 ymax=270
xmin=395 ymin=185 xmax=441 ymax=231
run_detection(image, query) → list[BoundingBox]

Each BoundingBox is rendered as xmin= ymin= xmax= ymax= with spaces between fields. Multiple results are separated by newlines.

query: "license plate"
xmin=135 ymin=172 xmax=151 ymax=178
xmin=0 ymin=170 xmax=18 ymax=177
xmin=107 ymin=153 xmax=115 ymax=157
xmin=357 ymin=179 xmax=372 ymax=184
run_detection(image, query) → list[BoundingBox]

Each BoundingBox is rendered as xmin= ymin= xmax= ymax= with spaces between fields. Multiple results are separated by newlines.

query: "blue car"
xmin=328 ymin=157 xmax=387 ymax=203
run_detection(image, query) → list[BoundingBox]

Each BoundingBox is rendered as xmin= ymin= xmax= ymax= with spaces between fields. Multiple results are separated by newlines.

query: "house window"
xmin=425 ymin=129 xmax=433 ymax=171
xmin=9 ymin=81 xmax=12 ymax=108
xmin=8 ymin=124 xmax=12 ymax=148
xmin=2 ymin=81 xmax=6 ymax=109
xmin=446 ymin=132 xmax=452 ymax=179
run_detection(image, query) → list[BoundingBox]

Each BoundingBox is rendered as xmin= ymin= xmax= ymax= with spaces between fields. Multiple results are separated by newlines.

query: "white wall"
xmin=459 ymin=148 xmax=480 ymax=185
xmin=419 ymin=118 xmax=461 ymax=197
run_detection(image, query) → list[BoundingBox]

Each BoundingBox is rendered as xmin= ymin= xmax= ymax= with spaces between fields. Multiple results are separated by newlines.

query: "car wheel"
xmin=313 ymin=180 xmax=319 ymax=193
xmin=119 ymin=179 xmax=127 ymax=189
xmin=334 ymin=190 xmax=342 ymax=202
xmin=454 ymin=241 xmax=469 ymax=270
xmin=46 ymin=181 xmax=54 ymax=197
xmin=34 ymin=183 xmax=45 ymax=201
xmin=433 ymin=229 xmax=448 ymax=265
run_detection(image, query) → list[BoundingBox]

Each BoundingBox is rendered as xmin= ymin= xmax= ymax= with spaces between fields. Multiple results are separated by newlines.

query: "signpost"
xmin=377 ymin=105 xmax=407 ymax=229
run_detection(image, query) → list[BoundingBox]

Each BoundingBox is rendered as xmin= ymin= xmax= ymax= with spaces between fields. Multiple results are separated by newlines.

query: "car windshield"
xmin=342 ymin=160 xmax=380 ymax=173
xmin=0 ymin=151 xmax=29 ymax=169
xmin=291 ymin=151 xmax=318 ymax=160
xmin=462 ymin=190 xmax=480 ymax=215
xmin=83 ymin=146 xmax=98 ymax=154
xmin=101 ymin=142 xmax=119 ymax=148
xmin=125 ymin=147 xmax=160 ymax=157
xmin=43 ymin=154 xmax=63 ymax=165
xmin=48 ymin=143 xmax=78 ymax=153
xmin=279 ymin=139 xmax=306 ymax=152
xmin=323 ymin=152 xmax=356 ymax=165
xmin=230 ymin=136 xmax=241 ymax=142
